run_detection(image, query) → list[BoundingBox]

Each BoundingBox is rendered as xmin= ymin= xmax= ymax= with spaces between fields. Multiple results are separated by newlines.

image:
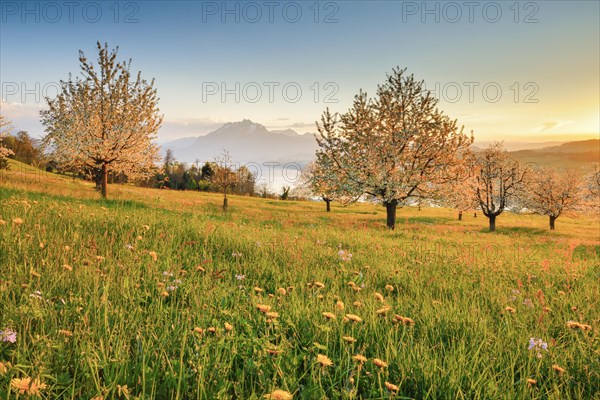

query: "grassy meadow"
xmin=0 ymin=160 xmax=598 ymax=399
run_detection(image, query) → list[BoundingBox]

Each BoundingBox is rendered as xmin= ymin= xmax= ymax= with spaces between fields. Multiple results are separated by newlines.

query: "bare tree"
xmin=473 ymin=143 xmax=529 ymax=232
xmin=41 ymin=42 xmax=163 ymax=198
xmin=213 ymin=150 xmax=239 ymax=210
xmin=315 ymin=67 xmax=473 ymax=229
xmin=524 ymin=167 xmax=581 ymax=230
xmin=0 ymin=115 xmax=15 ymax=169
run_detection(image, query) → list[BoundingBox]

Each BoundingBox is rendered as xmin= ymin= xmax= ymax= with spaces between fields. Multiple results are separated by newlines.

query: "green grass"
xmin=0 ymin=165 xmax=598 ymax=399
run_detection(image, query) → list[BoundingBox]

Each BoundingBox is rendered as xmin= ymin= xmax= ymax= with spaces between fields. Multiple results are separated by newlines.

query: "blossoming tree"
xmin=0 ymin=115 xmax=15 ymax=169
xmin=314 ymin=67 xmax=473 ymax=229
xmin=41 ymin=42 xmax=162 ymax=198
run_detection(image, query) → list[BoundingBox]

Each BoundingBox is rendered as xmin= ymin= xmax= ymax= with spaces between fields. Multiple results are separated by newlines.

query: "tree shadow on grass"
xmin=479 ymin=226 xmax=547 ymax=235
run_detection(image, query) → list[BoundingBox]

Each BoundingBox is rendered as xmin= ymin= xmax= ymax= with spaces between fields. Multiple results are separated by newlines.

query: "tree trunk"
xmin=384 ymin=201 xmax=398 ymax=230
xmin=325 ymin=198 xmax=331 ymax=212
xmin=458 ymin=211 xmax=462 ymax=220
xmin=489 ymin=215 xmax=496 ymax=232
xmin=473 ymin=212 xmax=477 ymax=218
xmin=101 ymin=163 xmax=108 ymax=198
xmin=223 ymin=191 xmax=228 ymax=211
xmin=549 ymin=215 xmax=556 ymax=230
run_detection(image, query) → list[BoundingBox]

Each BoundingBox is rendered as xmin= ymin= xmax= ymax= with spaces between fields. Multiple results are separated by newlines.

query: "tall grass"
xmin=0 ymin=167 xmax=598 ymax=399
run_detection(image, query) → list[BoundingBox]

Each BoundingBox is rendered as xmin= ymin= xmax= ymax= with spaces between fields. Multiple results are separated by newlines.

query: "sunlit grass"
xmin=0 ymin=162 xmax=598 ymax=399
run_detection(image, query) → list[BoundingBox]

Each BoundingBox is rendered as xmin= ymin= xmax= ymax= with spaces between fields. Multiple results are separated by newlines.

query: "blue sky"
xmin=1 ymin=0 xmax=598 ymax=143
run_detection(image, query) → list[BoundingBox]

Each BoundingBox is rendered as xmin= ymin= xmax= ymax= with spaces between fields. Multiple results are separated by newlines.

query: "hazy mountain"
xmin=161 ymin=119 xmax=318 ymax=166
xmin=509 ymin=139 xmax=599 ymax=167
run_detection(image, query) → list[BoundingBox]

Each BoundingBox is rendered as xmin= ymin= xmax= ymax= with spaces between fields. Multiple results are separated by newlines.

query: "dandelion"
xmin=347 ymin=281 xmax=356 ymax=287
xmin=385 ymin=284 xmax=394 ymax=292
xmin=374 ymin=292 xmax=385 ymax=302
xmin=395 ymin=315 xmax=415 ymax=326
xmin=552 ymin=364 xmax=566 ymax=374
xmin=254 ymin=286 xmax=264 ymax=293
xmin=504 ymin=306 xmax=516 ymax=313
xmin=353 ymin=301 xmax=362 ymax=307
xmin=526 ymin=378 xmax=536 ymax=386
xmin=160 ymin=290 xmax=169 ymax=298
xmin=207 ymin=327 xmax=217 ymax=333
xmin=0 ymin=361 xmax=8 ymax=375
xmin=376 ymin=306 xmax=391 ymax=315
xmin=149 ymin=251 xmax=158 ymax=261
xmin=0 ymin=219 xmax=6 ymax=225
xmin=197 ymin=265 xmax=206 ymax=272
xmin=528 ymin=338 xmax=548 ymax=358
xmin=11 ymin=377 xmax=47 ymax=395
xmin=314 ymin=281 xmax=325 ymax=289
xmin=265 ymin=311 xmax=279 ymax=319
xmin=385 ymin=382 xmax=399 ymax=392
xmin=257 ymin=304 xmax=271 ymax=313
xmin=193 ymin=327 xmax=203 ymax=334
xmin=12 ymin=218 xmax=24 ymax=225
xmin=352 ymin=354 xmax=367 ymax=364
xmin=335 ymin=300 xmax=345 ymax=311
xmin=352 ymin=285 xmax=362 ymax=292
xmin=373 ymin=358 xmax=388 ymax=368
xmin=63 ymin=264 xmax=73 ymax=271
xmin=0 ymin=329 xmax=17 ymax=343
xmin=224 ymin=323 xmax=233 ymax=332
xmin=322 ymin=312 xmax=336 ymax=320
xmin=263 ymin=389 xmax=293 ymax=400
xmin=277 ymin=287 xmax=286 ymax=295
xmin=317 ymin=354 xmax=333 ymax=367
xmin=342 ymin=336 xmax=356 ymax=343
xmin=345 ymin=314 xmax=363 ymax=323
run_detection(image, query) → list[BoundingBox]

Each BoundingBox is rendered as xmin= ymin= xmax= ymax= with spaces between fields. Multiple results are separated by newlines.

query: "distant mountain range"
xmin=160 ymin=120 xmax=598 ymax=171
xmin=161 ymin=119 xmax=317 ymax=167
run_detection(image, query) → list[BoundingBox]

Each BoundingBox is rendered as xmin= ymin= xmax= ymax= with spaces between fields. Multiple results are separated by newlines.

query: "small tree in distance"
xmin=524 ymin=167 xmax=581 ymax=230
xmin=301 ymin=162 xmax=336 ymax=212
xmin=473 ymin=143 xmax=529 ymax=232
xmin=213 ymin=150 xmax=239 ymax=210
xmin=41 ymin=42 xmax=163 ymax=198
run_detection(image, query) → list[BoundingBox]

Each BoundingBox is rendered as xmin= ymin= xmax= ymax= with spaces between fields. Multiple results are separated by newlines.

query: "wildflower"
xmin=523 ymin=298 xmax=534 ymax=309
xmin=58 ymin=329 xmax=73 ymax=337
xmin=207 ymin=327 xmax=217 ymax=333
xmin=345 ymin=314 xmax=363 ymax=323
xmin=277 ymin=287 xmax=286 ymax=295
xmin=0 ymin=329 xmax=17 ymax=343
xmin=197 ymin=265 xmax=206 ymax=272
xmin=160 ymin=290 xmax=169 ymax=298
xmin=342 ymin=336 xmax=356 ymax=343
xmin=12 ymin=218 xmax=24 ymax=225
xmin=193 ymin=327 xmax=203 ymax=334
xmin=338 ymin=249 xmax=353 ymax=262
xmin=353 ymin=301 xmax=362 ymax=307
xmin=352 ymin=354 xmax=367 ymax=364
xmin=317 ymin=354 xmax=333 ymax=367
xmin=29 ymin=290 xmax=43 ymax=300
xmin=385 ymin=382 xmax=399 ymax=392
xmin=266 ymin=311 xmax=279 ymax=319
xmin=526 ymin=378 xmax=536 ymax=386
xmin=395 ymin=315 xmax=415 ymax=325
xmin=11 ymin=377 xmax=47 ymax=395
xmin=373 ymin=358 xmax=388 ymax=368
xmin=254 ymin=286 xmax=264 ymax=293
xmin=0 ymin=219 xmax=5 ymax=225
xmin=224 ymin=323 xmax=233 ymax=332
xmin=0 ymin=361 xmax=9 ymax=375
xmin=528 ymin=338 xmax=548 ymax=358
xmin=552 ymin=364 xmax=566 ymax=374
xmin=63 ymin=264 xmax=73 ymax=271
xmin=117 ymin=384 xmax=130 ymax=399
xmin=335 ymin=300 xmax=344 ymax=311
xmin=558 ymin=290 xmax=565 ymax=295
xmin=566 ymin=321 xmax=592 ymax=331
xmin=314 ymin=281 xmax=325 ymax=289
xmin=322 ymin=312 xmax=336 ymax=320
xmin=166 ymin=285 xmax=177 ymax=292
xmin=352 ymin=285 xmax=362 ymax=292
xmin=347 ymin=281 xmax=356 ymax=287
xmin=149 ymin=251 xmax=158 ymax=261
xmin=257 ymin=304 xmax=271 ymax=313
xmin=385 ymin=284 xmax=394 ymax=292
xmin=504 ymin=306 xmax=516 ymax=313
xmin=267 ymin=348 xmax=282 ymax=355
xmin=376 ymin=306 xmax=391 ymax=315
xmin=374 ymin=292 xmax=385 ymax=302
xmin=264 ymin=389 xmax=293 ymax=400
xmin=231 ymin=252 xmax=242 ymax=258
xmin=162 ymin=271 xmax=173 ymax=277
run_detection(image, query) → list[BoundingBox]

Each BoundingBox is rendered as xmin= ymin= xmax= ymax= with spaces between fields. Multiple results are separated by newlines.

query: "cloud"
xmin=534 ymin=119 xmax=573 ymax=133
